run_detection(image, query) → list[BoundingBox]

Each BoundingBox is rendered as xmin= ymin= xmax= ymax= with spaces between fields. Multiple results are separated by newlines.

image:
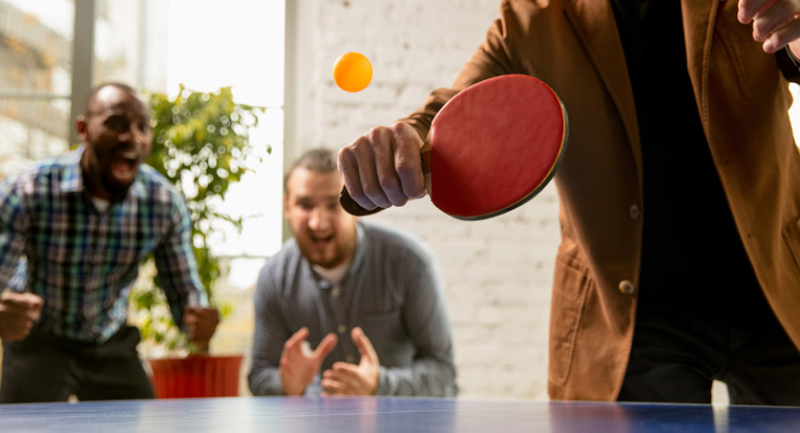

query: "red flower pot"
xmin=148 ymin=355 xmax=243 ymax=398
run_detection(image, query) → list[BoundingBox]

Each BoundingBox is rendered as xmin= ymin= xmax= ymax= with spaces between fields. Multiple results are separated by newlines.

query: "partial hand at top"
xmin=321 ymin=327 xmax=380 ymax=396
xmin=738 ymin=0 xmax=800 ymax=53
xmin=0 ymin=292 xmax=43 ymax=342
xmin=337 ymin=122 xmax=427 ymax=212
xmin=280 ymin=327 xmax=338 ymax=396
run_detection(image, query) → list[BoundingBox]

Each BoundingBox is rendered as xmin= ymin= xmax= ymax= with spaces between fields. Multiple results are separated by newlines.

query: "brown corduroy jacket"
xmin=401 ymin=0 xmax=800 ymax=401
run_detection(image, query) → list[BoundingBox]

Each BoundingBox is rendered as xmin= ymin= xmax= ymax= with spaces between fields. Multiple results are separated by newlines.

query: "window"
xmin=0 ymin=0 xmax=286 ymax=289
xmin=0 ymin=0 xmax=73 ymax=177
xmin=165 ymin=0 xmax=286 ymax=286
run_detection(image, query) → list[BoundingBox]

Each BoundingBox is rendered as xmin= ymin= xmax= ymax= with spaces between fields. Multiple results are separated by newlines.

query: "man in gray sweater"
xmin=248 ymin=148 xmax=457 ymax=397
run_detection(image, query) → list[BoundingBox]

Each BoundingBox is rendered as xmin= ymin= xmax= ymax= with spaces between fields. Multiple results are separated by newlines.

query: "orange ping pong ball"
xmin=333 ymin=52 xmax=373 ymax=92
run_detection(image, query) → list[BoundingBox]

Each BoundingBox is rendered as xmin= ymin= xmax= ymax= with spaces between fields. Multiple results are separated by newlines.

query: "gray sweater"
xmin=248 ymin=221 xmax=457 ymax=397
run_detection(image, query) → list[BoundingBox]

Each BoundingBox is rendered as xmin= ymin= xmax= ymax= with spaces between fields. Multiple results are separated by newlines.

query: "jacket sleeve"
xmin=400 ymin=0 xmax=520 ymax=141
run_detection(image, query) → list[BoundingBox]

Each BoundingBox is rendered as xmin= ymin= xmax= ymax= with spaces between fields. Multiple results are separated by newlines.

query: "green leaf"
xmin=132 ymin=85 xmax=267 ymax=353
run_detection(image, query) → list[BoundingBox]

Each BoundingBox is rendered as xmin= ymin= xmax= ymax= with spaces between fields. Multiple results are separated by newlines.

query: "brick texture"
xmin=288 ymin=0 xmax=558 ymax=399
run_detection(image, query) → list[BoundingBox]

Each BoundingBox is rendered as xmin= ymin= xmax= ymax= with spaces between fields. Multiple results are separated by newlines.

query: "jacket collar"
xmin=563 ymin=0 xmax=719 ymax=174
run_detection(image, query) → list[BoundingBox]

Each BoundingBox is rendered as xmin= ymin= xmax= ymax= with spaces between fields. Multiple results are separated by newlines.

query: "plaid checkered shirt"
xmin=0 ymin=146 xmax=206 ymax=343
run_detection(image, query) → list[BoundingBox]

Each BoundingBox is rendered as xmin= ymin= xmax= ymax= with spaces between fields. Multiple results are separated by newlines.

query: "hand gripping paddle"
xmin=340 ymin=74 xmax=568 ymax=220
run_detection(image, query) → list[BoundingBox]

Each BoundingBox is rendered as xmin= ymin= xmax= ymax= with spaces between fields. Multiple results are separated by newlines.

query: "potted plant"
xmin=128 ymin=85 xmax=267 ymax=398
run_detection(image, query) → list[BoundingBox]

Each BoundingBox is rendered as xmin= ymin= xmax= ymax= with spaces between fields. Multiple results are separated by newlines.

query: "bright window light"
xmin=166 ymin=0 xmax=285 ymax=265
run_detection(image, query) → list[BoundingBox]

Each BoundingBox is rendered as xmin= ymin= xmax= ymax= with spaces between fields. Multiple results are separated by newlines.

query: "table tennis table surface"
xmin=3 ymin=396 xmax=800 ymax=432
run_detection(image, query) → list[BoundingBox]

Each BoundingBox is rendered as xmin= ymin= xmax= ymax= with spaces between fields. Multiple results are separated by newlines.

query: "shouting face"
xmin=77 ymin=84 xmax=153 ymax=200
xmin=284 ymin=168 xmax=357 ymax=269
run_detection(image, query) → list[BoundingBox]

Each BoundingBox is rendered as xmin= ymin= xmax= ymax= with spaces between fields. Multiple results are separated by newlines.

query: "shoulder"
xmin=0 ymin=153 xmax=70 ymax=201
xmin=134 ymin=164 xmax=192 ymax=216
xmin=360 ymin=221 xmax=435 ymax=263
xmin=256 ymin=238 xmax=303 ymax=291
xmin=136 ymin=164 xmax=183 ymax=199
xmin=357 ymin=222 xmax=443 ymax=293
xmin=261 ymin=238 xmax=301 ymax=271
xmin=28 ymin=154 xmax=69 ymax=177
xmin=22 ymin=152 xmax=70 ymax=182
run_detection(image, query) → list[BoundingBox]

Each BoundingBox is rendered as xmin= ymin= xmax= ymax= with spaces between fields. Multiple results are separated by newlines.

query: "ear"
xmin=75 ymin=115 xmax=89 ymax=143
xmin=283 ymin=193 xmax=291 ymax=219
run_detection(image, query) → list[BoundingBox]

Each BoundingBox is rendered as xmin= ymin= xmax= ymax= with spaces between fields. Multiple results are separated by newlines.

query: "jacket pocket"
xmin=548 ymin=256 xmax=591 ymax=386
xmin=783 ymin=217 xmax=800 ymax=275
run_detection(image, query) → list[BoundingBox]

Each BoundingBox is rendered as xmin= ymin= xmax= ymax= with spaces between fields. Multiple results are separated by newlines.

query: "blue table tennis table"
xmin=2 ymin=397 xmax=800 ymax=432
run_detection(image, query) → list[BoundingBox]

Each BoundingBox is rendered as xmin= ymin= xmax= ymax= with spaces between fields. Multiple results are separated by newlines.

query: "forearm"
xmin=0 ymin=185 xmax=28 ymax=291
xmin=247 ymin=363 xmax=285 ymax=396
xmin=248 ymin=362 xmax=327 ymax=397
xmin=3 ymin=257 xmax=28 ymax=293
xmin=400 ymin=11 xmax=514 ymax=141
xmin=156 ymin=282 xmax=198 ymax=332
xmin=154 ymin=199 xmax=205 ymax=331
xmin=400 ymin=88 xmax=459 ymax=142
xmin=375 ymin=358 xmax=457 ymax=397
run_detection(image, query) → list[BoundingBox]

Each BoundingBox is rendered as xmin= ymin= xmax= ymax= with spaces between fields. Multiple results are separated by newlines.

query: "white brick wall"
xmin=287 ymin=0 xmax=560 ymax=399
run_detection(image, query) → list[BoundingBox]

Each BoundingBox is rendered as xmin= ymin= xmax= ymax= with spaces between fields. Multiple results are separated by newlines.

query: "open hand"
xmin=321 ymin=327 xmax=380 ymax=396
xmin=280 ymin=327 xmax=338 ymax=396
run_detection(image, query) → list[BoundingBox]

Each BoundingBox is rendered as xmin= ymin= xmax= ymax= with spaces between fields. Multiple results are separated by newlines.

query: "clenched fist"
xmin=0 ymin=292 xmax=43 ymax=342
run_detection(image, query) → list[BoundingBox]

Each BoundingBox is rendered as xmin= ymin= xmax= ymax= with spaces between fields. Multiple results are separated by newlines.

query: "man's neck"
xmin=312 ymin=257 xmax=352 ymax=285
xmin=80 ymin=151 xmax=113 ymax=200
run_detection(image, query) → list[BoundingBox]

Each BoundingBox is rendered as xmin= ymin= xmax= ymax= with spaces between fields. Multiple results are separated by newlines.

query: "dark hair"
xmin=83 ymin=82 xmax=139 ymax=116
xmin=284 ymin=148 xmax=338 ymax=194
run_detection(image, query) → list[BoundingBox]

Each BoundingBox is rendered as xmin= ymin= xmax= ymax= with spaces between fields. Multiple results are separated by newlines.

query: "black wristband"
xmin=785 ymin=46 xmax=800 ymax=68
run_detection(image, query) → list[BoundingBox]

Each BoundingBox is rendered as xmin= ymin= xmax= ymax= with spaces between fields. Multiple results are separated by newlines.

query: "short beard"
xmin=304 ymin=234 xmax=356 ymax=269
xmin=99 ymin=169 xmax=135 ymax=201
xmin=299 ymin=243 xmax=344 ymax=269
xmin=311 ymin=253 xmax=346 ymax=269
xmin=81 ymin=150 xmax=135 ymax=201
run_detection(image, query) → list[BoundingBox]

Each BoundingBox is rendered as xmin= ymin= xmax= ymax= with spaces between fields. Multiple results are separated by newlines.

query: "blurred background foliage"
xmin=128 ymin=85 xmax=269 ymax=354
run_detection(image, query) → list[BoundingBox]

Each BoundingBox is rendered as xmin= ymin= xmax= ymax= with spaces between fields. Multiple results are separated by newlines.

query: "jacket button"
xmin=618 ymin=280 xmax=636 ymax=295
xmin=629 ymin=204 xmax=640 ymax=220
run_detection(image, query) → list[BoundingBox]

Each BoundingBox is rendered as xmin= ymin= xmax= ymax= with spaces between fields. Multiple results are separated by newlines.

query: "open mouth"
xmin=309 ymin=233 xmax=334 ymax=245
xmin=109 ymin=149 xmax=140 ymax=182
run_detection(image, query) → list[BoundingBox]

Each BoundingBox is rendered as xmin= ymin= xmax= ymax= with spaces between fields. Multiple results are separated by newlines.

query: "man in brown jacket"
xmin=338 ymin=0 xmax=800 ymax=405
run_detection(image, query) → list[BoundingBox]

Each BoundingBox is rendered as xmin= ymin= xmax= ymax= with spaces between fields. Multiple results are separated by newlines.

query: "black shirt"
xmin=609 ymin=0 xmax=771 ymax=317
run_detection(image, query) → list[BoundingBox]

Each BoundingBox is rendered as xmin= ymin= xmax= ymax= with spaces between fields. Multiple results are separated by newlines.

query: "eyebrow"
xmin=98 ymin=107 xmax=150 ymax=120
xmin=295 ymin=195 xmax=339 ymax=202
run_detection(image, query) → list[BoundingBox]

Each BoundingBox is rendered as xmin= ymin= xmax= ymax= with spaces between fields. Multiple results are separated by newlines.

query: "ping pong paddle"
xmin=340 ymin=74 xmax=568 ymax=220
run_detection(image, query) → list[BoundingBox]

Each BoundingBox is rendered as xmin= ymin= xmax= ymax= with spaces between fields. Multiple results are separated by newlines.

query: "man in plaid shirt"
xmin=0 ymin=83 xmax=219 ymax=403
